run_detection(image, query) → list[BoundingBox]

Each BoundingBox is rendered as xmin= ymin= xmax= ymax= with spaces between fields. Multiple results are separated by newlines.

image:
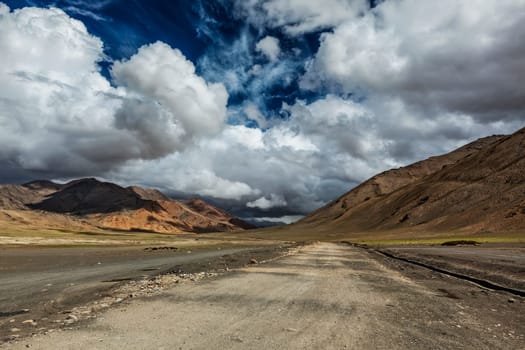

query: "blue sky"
xmin=4 ymin=0 xmax=327 ymax=124
xmin=1 ymin=0 xmax=524 ymax=223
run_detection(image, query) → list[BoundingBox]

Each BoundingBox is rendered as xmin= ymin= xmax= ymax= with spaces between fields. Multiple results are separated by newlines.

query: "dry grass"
xmin=0 ymin=223 xmax=282 ymax=249
xmin=219 ymin=223 xmax=525 ymax=246
xmin=1 ymin=218 xmax=524 ymax=248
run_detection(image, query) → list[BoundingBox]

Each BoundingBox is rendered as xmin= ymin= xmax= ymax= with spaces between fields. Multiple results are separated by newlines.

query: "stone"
xmin=64 ymin=314 xmax=78 ymax=324
xmin=22 ymin=319 xmax=37 ymax=326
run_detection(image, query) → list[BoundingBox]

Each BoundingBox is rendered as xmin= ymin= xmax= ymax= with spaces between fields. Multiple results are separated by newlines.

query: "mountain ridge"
xmin=299 ymin=128 xmax=525 ymax=236
xmin=0 ymin=178 xmax=255 ymax=234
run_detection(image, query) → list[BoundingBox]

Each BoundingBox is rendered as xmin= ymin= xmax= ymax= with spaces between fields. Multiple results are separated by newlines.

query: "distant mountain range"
xmin=2 ymin=127 xmax=524 ymax=239
xmin=0 ymin=178 xmax=254 ymax=234
xmin=298 ymin=127 xmax=525 ymax=236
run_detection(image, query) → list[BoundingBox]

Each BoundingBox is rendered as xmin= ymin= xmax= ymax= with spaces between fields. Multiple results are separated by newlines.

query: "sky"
xmin=0 ymin=0 xmax=524 ymax=224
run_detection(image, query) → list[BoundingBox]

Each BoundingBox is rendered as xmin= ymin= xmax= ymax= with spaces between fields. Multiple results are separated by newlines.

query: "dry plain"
xmin=2 ymin=241 xmax=524 ymax=349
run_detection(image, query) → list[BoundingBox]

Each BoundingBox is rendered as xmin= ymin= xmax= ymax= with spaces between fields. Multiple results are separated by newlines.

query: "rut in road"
xmin=6 ymin=243 xmax=524 ymax=350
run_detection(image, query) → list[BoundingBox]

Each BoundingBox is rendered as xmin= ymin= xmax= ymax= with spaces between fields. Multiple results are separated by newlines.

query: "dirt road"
xmin=5 ymin=243 xmax=525 ymax=349
xmin=0 ymin=244 xmax=287 ymax=339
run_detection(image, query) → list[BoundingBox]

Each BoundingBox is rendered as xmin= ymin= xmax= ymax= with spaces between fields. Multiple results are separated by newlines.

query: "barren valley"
xmin=2 ymin=243 xmax=524 ymax=349
xmin=1 ymin=129 xmax=524 ymax=349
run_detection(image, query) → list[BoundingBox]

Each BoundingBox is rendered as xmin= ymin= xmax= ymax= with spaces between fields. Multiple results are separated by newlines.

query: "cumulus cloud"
xmin=302 ymin=0 xmax=525 ymax=121
xmin=110 ymin=97 xmax=395 ymax=215
xmin=0 ymin=5 xmax=227 ymax=179
xmin=112 ymin=42 xmax=228 ymax=139
xmin=251 ymin=215 xmax=304 ymax=225
xmin=110 ymin=89 xmax=522 ymax=223
xmin=233 ymin=0 xmax=368 ymax=35
xmin=247 ymin=193 xmax=287 ymax=209
xmin=0 ymin=4 xmax=119 ymax=176
xmin=255 ymin=36 xmax=280 ymax=61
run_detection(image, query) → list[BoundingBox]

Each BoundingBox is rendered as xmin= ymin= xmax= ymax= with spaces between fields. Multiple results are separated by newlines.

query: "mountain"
xmin=299 ymin=127 xmax=525 ymax=235
xmin=0 ymin=178 xmax=254 ymax=234
xmin=31 ymin=178 xmax=158 ymax=215
xmin=127 ymin=186 xmax=170 ymax=201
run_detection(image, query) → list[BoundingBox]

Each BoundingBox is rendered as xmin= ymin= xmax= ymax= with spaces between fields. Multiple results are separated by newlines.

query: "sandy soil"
xmin=4 ymin=242 xmax=524 ymax=349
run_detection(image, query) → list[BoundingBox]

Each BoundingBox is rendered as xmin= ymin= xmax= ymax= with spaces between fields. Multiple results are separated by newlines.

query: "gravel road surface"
xmin=0 ymin=244 xmax=284 ymax=339
xmin=5 ymin=242 xmax=524 ymax=349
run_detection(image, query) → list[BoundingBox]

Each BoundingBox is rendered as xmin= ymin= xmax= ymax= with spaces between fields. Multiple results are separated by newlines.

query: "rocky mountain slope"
xmin=0 ymin=178 xmax=254 ymax=234
xmin=300 ymin=127 xmax=525 ymax=235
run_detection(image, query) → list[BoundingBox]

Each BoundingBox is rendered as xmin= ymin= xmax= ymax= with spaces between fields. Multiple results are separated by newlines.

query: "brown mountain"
xmin=299 ymin=127 xmax=525 ymax=236
xmin=0 ymin=178 xmax=254 ymax=234
xmin=31 ymin=178 xmax=158 ymax=215
xmin=128 ymin=186 xmax=170 ymax=201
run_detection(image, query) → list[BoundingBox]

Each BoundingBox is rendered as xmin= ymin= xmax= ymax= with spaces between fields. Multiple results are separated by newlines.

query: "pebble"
xmin=508 ymin=298 xmax=515 ymax=303
xmin=230 ymin=336 xmax=243 ymax=343
xmin=22 ymin=319 xmax=37 ymax=326
xmin=64 ymin=314 xmax=78 ymax=325
xmin=3 ymin=268 xmax=222 ymax=334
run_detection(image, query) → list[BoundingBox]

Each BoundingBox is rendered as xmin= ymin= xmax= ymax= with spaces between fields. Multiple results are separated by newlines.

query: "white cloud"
xmin=302 ymin=0 xmax=525 ymax=121
xmin=112 ymin=42 xmax=228 ymax=139
xmin=0 ymin=5 xmax=227 ymax=177
xmin=0 ymin=4 xmax=119 ymax=175
xmin=110 ymin=93 xmax=521 ymax=217
xmin=109 ymin=152 xmax=261 ymax=201
xmin=109 ymin=96 xmax=397 ymax=214
xmin=243 ymin=102 xmax=268 ymax=128
xmin=255 ymin=35 xmax=280 ymax=61
xmin=251 ymin=215 xmax=304 ymax=224
xmin=247 ymin=193 xmax=287 ymax=209
xmin=234 ymin=0 xmax=368 ymax=35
